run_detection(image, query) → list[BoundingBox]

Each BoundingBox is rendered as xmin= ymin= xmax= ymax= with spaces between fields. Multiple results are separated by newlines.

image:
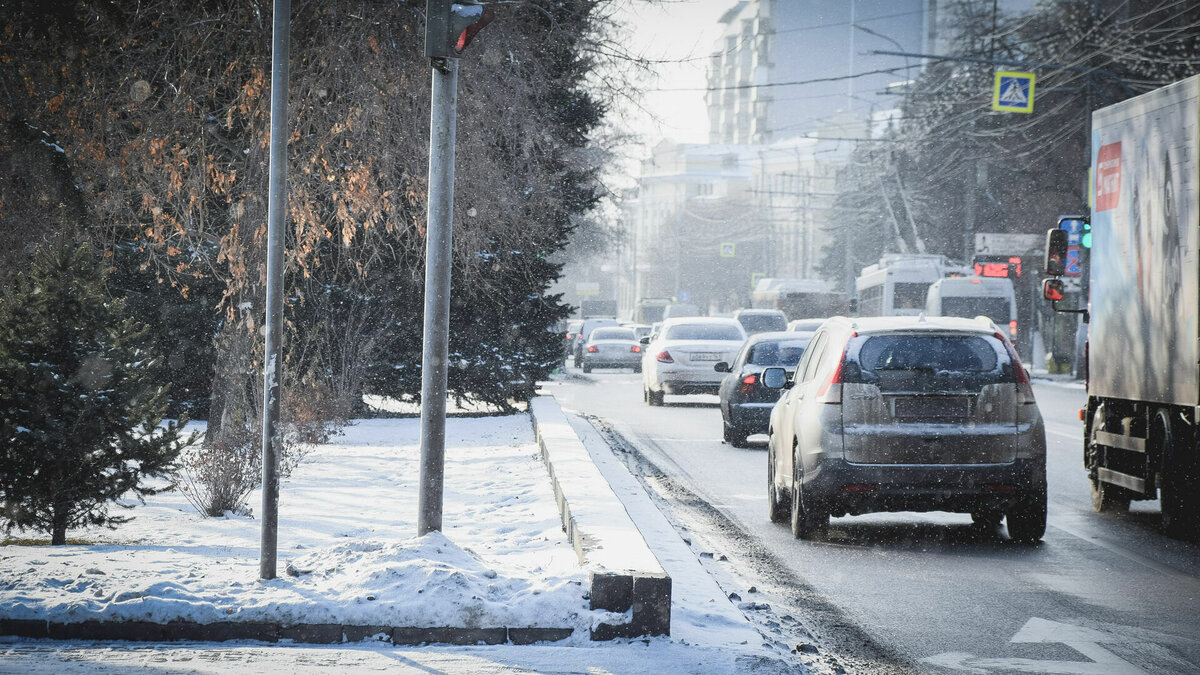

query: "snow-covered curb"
xmin=0 ymin=416 xmax=621 ymax=643
xmin=529 ymin=396 xmax=672 ymax=638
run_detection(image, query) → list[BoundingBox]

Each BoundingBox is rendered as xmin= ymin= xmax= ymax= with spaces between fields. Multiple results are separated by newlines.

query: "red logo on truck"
xmin=1095 ymin=142 xmax=1121 ymax=211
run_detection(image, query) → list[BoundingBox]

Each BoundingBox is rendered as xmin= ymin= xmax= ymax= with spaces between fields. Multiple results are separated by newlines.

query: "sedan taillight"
xmin=656 ymin=350 xmax=674 ymax=363
xmin=587 ymin=345 xmax=598 ymax=353
xmin=631 ymin=345 xmax=642 ymax=353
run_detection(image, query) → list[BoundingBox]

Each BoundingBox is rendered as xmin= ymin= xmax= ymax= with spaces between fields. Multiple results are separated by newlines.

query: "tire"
xmin=633 ymin=365 xmax=642 ymax=374
xmin=647 ymin=387 xmax=664 ymax=407
xmin=1159 ymin=414 xmax=1199 ymax=540
xmin=790 ymin=444 xmax=827 ymax=539
xmin=1090 ymin=476 xmax=1131 ymax=513
xmin=721 ymin=419 xmax=732 ymax=443
xmin=582 ymin=364 xmax=592 ymax=374
xmin=767 ymin=436 xmax=788 ymax=524
xmin=574 ymin=356 xmax=581 ymax=368
xmin=1006 ymin=487 xmax=1047 ymax=543
xmin=728 ymin=425 xmax=749 ymax=449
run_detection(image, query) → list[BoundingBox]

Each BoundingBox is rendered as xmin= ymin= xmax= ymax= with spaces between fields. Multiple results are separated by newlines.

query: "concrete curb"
xmin=528 ymin=396 xmax=671 ymax=640
xmin=0 ymin=618 xmax=573 ymax=646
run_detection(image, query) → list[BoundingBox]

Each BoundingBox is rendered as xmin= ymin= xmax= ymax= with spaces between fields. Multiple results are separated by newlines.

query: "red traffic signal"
xmin=425 ymin=1 xmax=495 ymax=59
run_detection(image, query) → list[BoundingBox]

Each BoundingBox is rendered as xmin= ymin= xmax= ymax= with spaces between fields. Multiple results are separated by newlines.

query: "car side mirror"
xmin=1044 ymin=228 xmax=1068 ymax=276
xmin=761 ymin=367 xmax=788 ymax=389
xmin=1042 ymin=278 xmax=1065 ymax=301
xmin=639 ymin=336 xmax=651 ymax=345
xmin=714 ymin=361 xmax=730 ymax=373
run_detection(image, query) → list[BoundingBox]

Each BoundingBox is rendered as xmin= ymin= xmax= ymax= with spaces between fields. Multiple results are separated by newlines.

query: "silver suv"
xmin=762 ymin=315 xmax=1046 ymax=541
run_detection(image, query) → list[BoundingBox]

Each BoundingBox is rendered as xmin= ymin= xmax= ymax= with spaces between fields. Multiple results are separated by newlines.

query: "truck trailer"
xmin=1045 ymin=75 xmax=1200 ymax=538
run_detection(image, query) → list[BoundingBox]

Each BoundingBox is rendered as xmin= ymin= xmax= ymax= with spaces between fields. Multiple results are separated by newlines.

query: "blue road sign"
xmin=1065 ymin=248 xmax=1081 ymax=276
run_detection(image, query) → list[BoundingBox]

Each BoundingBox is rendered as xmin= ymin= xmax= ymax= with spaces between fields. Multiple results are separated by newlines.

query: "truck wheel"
xmin=1090 ymin=477 xmax=1131 ymax=513
xmin=1159 ymin=417 xmax=1199 ymax=540
xmin=1006 ymin=487 xmax=1047 ymax=543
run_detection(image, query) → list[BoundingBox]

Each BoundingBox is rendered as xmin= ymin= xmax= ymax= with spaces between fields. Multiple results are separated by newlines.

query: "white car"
xmin=641 ymin=317 xmax=747 ymax=406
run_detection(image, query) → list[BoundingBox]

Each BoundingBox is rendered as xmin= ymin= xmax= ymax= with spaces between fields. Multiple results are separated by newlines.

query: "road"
xmin=551 ymin=367 xmax=1200 ymax=674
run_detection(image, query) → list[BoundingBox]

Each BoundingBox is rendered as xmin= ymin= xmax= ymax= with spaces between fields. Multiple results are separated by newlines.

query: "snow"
xmin=0 ymin=417 xmax=601 ymax=631
xmin=0 ymin=413 xmax=795 ymax=672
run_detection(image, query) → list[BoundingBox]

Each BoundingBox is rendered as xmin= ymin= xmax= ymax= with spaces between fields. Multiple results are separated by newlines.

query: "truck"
xmin=750 ymin=278 xmax=845 ymax=321
xmin=1043 ymin=75 xmax=1200 ymax=539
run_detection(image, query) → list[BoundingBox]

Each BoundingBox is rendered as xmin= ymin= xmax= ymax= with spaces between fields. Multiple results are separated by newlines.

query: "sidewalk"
xmin=0 ymin=405 xmax=799 ymax=673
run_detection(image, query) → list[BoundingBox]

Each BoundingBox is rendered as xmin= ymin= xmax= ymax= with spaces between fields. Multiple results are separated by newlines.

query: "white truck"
xmin=1043 ymin=75 xmax=1200 ymax=539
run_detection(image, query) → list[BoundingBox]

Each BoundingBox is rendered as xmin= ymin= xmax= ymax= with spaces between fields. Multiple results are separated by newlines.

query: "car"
xmin=572 ymin=318 xmax=619 ymax=368
xmin=563 ymin=319 xmax=584 ymax=358
xmin=733 ymin=308 xmax=788 ymax=335
xmin=715 ymin=331 xmax=811 ymax=448
xmin=581 ymin=326 xmax=643 ymax=373
xmin=641 ymin=317 xmax=747 ymax=406
xmin=787 ymin=318 xmax=826 ymax=333
xmin=762 ymin=315 xmax=1047 ymax=542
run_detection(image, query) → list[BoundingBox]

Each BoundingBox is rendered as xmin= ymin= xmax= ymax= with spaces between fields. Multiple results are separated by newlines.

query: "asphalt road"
xmin=551 ymin=366 xmax=1200 ymax=674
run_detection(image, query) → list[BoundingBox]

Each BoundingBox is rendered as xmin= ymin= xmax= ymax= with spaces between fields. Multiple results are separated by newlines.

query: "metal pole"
xmin=260 ymin=0 xmax=290 ymax=580
xmin=417 ymin=57 xmax=458 ymax=536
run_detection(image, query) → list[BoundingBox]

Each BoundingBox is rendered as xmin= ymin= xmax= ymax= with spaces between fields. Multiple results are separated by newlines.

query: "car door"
xmin=776 ymin=331 xmax=827 ymax=487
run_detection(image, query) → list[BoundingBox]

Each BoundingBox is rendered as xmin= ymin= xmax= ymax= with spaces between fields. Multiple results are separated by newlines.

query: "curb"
xmin=0 ymin=618 xmax=574 ymax=646
xmin=528 ymin=396 xmax=671 ymax=640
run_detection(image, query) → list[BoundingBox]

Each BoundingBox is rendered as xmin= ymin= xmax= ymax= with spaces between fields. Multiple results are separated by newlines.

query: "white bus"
xmin=854 ymin=254 xmax=965 ymax=317
xmin=925 ymin=276 xmax=1019 ymax=341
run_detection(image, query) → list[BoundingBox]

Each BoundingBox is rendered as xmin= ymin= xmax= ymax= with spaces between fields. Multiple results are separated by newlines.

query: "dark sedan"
xmin=715 ymin=331 xmax=810 ymax=448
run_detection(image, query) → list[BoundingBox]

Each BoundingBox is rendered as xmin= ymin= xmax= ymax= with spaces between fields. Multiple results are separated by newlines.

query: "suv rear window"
xmin=666 ymin=324 xmax=744 ymax=341
xmin=845 ymin=334 xmax=1009 ymax=392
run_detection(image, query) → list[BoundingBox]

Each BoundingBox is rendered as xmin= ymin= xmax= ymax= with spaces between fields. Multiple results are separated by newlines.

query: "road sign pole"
xmin=417 ymin=56 xmax=458 ymax=536
xmin=260 ymin=0 xmax=290 ymax=580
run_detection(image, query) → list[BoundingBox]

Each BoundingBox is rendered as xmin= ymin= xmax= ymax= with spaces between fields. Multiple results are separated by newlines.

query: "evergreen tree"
xmin=0 ymin=239 xmax=188 ymax=544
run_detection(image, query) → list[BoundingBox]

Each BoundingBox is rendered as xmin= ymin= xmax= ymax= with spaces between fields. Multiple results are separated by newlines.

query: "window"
xmin=749 ymin=339 xmax=810 ymax=366
xmin=940 ymin=298 xmax=1011 ymax=324
xmin=665 ymin=324 xmax=744 ymax=341
xmin=892 ymin=283 xmax=930 ymax=311
xmin=847 ymin=334 xmax=1008 ymax=393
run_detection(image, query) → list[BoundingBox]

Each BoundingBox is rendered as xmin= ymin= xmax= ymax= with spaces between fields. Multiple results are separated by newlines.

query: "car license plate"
xmin=894 ymin=397 xmax=968 ymax=419
xmin=691 ymin=352 xmax=721 ymax=361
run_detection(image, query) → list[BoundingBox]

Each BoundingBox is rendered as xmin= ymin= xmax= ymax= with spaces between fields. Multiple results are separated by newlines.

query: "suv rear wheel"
xmin=1006 ymin=487 xmax=1047 ymax=542
xmin=790 ymin=444 xmax=827 ymax=539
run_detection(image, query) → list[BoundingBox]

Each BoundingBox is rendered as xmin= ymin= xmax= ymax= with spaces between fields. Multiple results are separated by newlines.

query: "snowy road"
xmin=552 ymin=369 xmax=1200 ymax=674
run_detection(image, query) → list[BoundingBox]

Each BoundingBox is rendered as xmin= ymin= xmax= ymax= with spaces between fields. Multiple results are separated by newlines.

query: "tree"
xmin=0 ymin=239 xmax=189 ymax=544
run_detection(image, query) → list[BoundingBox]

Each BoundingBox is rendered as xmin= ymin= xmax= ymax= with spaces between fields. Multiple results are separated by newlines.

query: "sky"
xmin=610 ymin=0 xmax=739 ymax=150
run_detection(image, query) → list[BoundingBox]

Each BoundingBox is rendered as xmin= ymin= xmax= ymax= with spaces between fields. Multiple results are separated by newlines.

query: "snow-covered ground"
xmin=0 ymin=413 xmax=797 ymax=673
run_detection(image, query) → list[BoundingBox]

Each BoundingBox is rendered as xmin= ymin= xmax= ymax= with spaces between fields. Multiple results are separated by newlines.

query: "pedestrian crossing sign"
xmin=992 ymin=71 xmax=1036 ymax=113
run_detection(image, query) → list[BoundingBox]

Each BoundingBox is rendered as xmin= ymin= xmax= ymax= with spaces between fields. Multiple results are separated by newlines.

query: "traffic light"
xmin=425 ymin=1 xmax=495 ymax=59
xmin=1080 ymin=220 xmax=1092 ymax=249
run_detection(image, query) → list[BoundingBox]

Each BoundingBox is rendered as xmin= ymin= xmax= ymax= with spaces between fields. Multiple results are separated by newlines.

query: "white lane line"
xmin=1046 ymin=427 xmax=1082 ymax=440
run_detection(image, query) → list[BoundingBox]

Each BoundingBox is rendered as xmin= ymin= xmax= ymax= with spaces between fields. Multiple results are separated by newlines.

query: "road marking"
xmin=922 ymin=618 xmax=1149 ymax=674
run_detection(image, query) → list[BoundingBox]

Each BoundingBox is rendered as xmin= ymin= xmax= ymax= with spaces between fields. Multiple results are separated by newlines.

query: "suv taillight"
xmin=996 ymin=331 xmax=1035 ymax=404
xmin=816 ymin=359 xmax=844 ymax=404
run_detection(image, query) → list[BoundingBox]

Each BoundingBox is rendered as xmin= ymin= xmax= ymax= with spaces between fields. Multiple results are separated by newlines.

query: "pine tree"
xmin=0 ymin=239 xmax=188 ymax=545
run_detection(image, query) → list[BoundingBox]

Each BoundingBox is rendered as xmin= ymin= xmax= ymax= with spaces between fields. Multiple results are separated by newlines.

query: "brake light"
xmin=631 ymin=345 xmax=642 ymax=353
xmin=656 ymin=350 xmax=674 ymax=363
xmin=566 ymin=333 xmax=574 ymax=340
xmin=739 ymin=373 xmax=757 ymax=396
xmin=816 ymin=357 xmax=845 ymax=404
xmin=996 ymin=331 xmax=1035 ymax=404
xmin=587 ymin=346 xmax=598 ymax=353
xmin=1009 ymin=320 xmax=1018 ymax=337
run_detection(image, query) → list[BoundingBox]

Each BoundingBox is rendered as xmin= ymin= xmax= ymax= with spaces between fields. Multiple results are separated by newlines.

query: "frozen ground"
xmin=0 ymin=413 xmax=798 ymax=673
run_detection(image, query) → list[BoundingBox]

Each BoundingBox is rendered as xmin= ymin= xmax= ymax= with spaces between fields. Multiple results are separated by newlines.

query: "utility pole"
xmin=260 ymin=0 xmax=290 ymax=581
xmin=417 ymin=1 xmax=493 ymax=536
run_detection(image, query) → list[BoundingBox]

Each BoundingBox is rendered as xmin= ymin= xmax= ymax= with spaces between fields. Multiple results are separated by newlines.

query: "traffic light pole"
xmin=260 ymin=0 xmax=290 ymax=580
xmin=417 ymin=57 xmax=458 ymax=536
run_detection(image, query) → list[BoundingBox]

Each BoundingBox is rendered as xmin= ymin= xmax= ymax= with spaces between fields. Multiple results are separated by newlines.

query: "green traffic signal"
xmin=1081 ymin=220 xmax=1092 ymax=249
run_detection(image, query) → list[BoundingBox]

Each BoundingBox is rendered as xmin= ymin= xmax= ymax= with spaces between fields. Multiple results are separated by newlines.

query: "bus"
xmin=854 ymin=254 xmax=965 ymax=317
xmin=750 ymin=278 xmax=845 ymax=320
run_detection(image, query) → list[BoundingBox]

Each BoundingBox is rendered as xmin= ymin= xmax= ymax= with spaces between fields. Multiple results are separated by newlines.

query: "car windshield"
xmin=590 ymin=328 xmax=634 ymax=341
xmin=665 ymin=324 xmax=744 ymax=341
xmin=748 ymin=339 xmax=809 ymax=366
xmin=846 ymin=334 xmax=1009 ymax=392
xmin=941 ymin=297 xmax=1011 ymax=324
xmin=739 ymin=314 xmax=787 ymax=334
